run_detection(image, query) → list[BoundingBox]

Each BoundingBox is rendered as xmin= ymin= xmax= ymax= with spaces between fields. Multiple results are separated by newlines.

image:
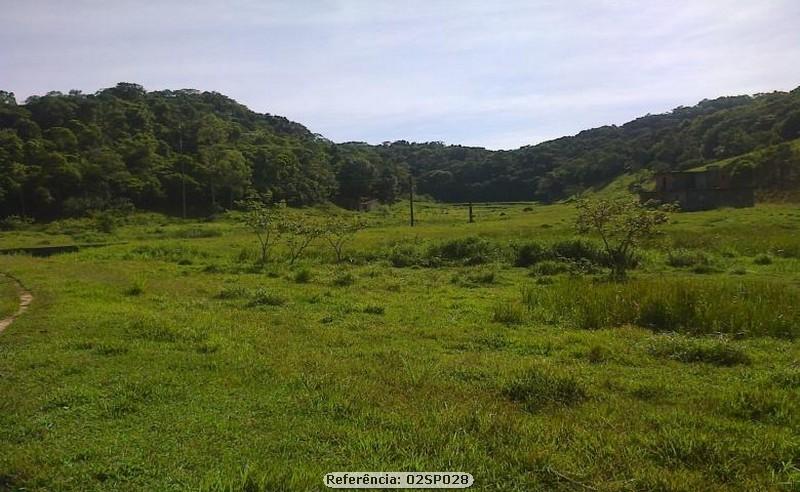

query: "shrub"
xmin=387 ymin=243 xmax=425 ymax=267
xmin=502 ymin=367 xmax=587 ymax=411
xmin=753 ymin=254 xmax=773 ymax=265
xmin=332 ymin=272 xmax=355 ymax=287
xmin=293 ymin=269 xmax=312 ymax=283
xmin=550 ymin=238 xmax=608 ymax=266
xmin=492 ymin=301 xmax=525 ymax=324
xmin=427 ymin=236 xmax=497 ymax=265
xmin=667 ymin=249 xmax=710 ymax=268
xmin=647 ymin=335 xmax=750 ymax=366
xmin=514 ymin=242 xmax=548 ymax=267
xmin=248 ymin=288 xmax=286 ymax=307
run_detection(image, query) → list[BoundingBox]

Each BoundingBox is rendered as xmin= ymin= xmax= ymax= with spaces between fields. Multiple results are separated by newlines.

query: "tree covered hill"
xmin=1 ymin=82 xmax=799 ymax=219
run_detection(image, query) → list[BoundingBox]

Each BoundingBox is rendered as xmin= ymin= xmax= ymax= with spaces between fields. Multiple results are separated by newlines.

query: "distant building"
xmin=639 ymin=165 xmax=754 ymax=211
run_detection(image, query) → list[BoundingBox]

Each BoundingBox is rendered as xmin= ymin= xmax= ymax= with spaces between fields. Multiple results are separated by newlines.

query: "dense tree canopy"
xmin=0 ymin=83 xmax=799 ymax=219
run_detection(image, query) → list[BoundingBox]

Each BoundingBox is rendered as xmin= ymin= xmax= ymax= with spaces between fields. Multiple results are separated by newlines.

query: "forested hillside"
xmin=1 ymin=83 xmax=799 ymax=219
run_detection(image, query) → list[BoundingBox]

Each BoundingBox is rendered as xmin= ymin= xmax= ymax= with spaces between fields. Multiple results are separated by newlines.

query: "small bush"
xmin=503 ymin=367 xmax=587 ymax=411
xmin=387 ymin=243 xmax=425 ymax=267
xmin=248 ymin=288 xmax=286 ymax=307
xmin=753 ymin=254 xmax=773 ymax=265
xmin=492 ymin=301 xmax=525 ymax=324
xmin=427 ymin=236 xmax=497 ymax=265
xmin=647 ymin=335 xmax=750 ymax=366
xmin=667 ymin=249 xmax=710 ymax=268
xmin=550 ymin=238 xmax=608 ymax=266
xmin=293 ymin=269 xmax=312 ymax=283
xmin=332 ymin=272 xmax=355 ymax=287
xmin=514 ymin=242 xmax=548 ymax=267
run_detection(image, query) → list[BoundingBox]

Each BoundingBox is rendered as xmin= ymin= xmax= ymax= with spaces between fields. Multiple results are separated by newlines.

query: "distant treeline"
xmin=1 ymin=83 xmax=799 ymax=219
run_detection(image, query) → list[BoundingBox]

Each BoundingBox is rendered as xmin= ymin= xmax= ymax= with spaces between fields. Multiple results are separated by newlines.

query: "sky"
xmin=3 ymin=1 xmax=800 ymax=150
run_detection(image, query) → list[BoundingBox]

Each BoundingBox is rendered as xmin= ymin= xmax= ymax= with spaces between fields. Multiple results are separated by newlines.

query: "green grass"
xmin=0 ymin=200 xmax=799 ymax=490
xmin=0 ymin=277 xmax=17 ymax=319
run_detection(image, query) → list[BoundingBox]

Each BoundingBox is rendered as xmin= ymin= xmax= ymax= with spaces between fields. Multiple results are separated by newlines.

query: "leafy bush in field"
xmin=387 ymin=243 xmax=426 ymax=267
xmin=550 ymin=238 xmax=609 ymax=265
xmin=753 ymin=254 xmax=773 ymax=265
xmin=293 ymin=269 xmax=312 ymax=283
xmin=529 ymin=277 xmax=800 ymax=338
xmin=427 ymin=236 xmax=497 ymax=265
xmin=248 ymin=288 xmax=286 ymax=307
xmin=667 ymin=249 xmax=711 ymax=268
xmin=503 ymin=367 xmax=587 ymax=411
xmin=647 ymin=335 xmax=751 ymax=366
xmin=513 ymin=242 xmax=549 ymax=267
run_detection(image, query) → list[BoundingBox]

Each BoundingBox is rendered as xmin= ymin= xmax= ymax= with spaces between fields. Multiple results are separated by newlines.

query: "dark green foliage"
xmin=4 ymin=83 xmax=799 ymax=221
xmin=427 ymin=236 xmax=497 ymax=265
xmin=513 ymin=241 xmax=548 ymax=267
xmin=293 ymin=269 xmax=312 ymax=283
xmin=248 ymin=288 xmax=286 ymax=307
xmin=753 ymin=254 xmax=773 ymax=265
xmin=666 ymin=249 xmax=710 ymax=268
xmin=503 ymin=367 xmax=587 ymax=411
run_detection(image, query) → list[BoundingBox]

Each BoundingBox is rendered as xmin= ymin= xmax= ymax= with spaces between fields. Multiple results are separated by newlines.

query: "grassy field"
xmin=1 ymin=200 xmax=799 ymax=491
xmin=0 ymin=277 xmax=18 ymax=320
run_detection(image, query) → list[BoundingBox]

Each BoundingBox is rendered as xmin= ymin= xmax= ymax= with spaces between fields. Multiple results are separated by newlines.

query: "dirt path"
xmin=0 ymin=274 xmax=32 ymax=333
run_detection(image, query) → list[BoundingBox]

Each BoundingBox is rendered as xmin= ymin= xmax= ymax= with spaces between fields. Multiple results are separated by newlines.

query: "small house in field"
xmin=639 ymin=165 xmax=754 ymax=211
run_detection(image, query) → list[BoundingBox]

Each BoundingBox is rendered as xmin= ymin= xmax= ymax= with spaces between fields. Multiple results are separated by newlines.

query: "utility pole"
xmin=468 ymin=202 xmax=474 ymax=223
xmin=408 ymin=175 xmax=415 ymax=227
xmin=179 ymin=123 xmax=186 ymax=219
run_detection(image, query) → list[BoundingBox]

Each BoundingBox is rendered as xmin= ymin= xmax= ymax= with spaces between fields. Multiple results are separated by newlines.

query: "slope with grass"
xmin=1 ymin=201 xmax=799 ymax=490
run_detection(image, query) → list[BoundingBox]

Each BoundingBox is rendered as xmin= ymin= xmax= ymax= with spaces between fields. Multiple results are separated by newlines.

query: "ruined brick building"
xmin=639 ymin=165 xmax=754 ymax=211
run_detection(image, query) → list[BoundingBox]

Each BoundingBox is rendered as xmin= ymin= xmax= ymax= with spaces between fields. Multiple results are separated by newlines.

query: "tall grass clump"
xmin=529 ymin=277 xmax=800 ymax=338
xmin=492 ymin=301 xmax=525 ymax=324
xmin=647 ymin=334 xmax=751 ymax=366
xmin=502 ymin=366 xmax=587 ymax=411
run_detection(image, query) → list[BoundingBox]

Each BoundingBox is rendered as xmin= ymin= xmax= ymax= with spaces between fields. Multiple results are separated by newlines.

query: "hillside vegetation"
xmin=1 ymin=84 xmax=799 ymax=220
